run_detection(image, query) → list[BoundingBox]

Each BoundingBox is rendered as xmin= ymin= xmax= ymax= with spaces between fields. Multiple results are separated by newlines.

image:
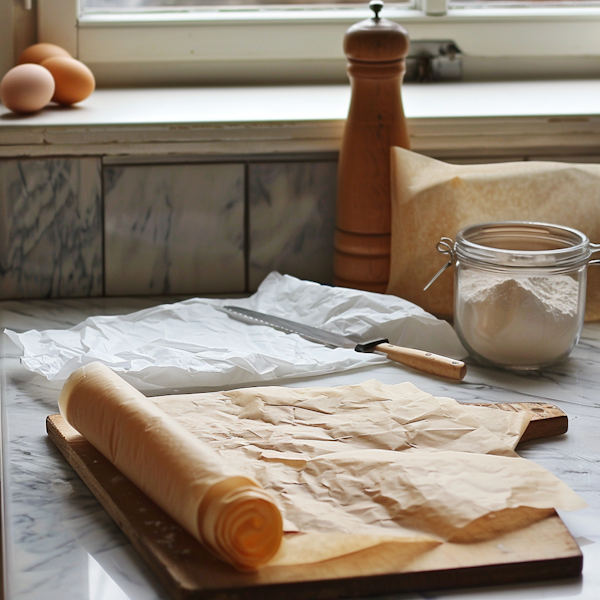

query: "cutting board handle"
xmin=469 ymin=402 xmax=569 ymax=444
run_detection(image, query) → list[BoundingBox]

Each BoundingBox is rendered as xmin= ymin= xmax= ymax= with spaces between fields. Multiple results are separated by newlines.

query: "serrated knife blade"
xmin=221 ymin=305 xmax=466 ymax=380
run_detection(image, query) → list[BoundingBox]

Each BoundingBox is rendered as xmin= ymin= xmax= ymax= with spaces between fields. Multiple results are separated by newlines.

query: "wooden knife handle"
xmin=374 ymin=343 xmax=467 ymax=380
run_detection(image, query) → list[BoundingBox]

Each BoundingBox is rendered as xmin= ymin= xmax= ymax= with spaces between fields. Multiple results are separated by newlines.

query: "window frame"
xmin=38 ymin=0 xmax=600 ymax=86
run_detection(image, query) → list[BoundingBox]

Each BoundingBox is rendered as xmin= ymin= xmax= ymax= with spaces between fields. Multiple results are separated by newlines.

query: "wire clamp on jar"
xmin=588 ymin=243 xmax=600 ymax=265
xmin=423 ymin=237 xmax=455 ymax=291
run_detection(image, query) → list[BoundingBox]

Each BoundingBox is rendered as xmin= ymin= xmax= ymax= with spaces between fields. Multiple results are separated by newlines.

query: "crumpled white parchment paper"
xmin=5 ymin=272 xmax=465 ymax=391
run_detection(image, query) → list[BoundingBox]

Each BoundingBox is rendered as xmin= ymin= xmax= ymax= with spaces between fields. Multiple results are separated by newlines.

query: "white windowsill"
xmin=1 ymin=80 xmax=600 ymax=160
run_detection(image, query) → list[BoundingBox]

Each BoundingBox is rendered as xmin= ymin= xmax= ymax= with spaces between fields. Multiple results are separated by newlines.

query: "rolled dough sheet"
xmin=59 ymin=362 xmax=282 ymax=571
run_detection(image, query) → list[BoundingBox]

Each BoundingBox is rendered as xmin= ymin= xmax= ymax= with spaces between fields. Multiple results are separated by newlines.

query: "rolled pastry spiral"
xmin=58 ymin=362 xmax=282 ymax=571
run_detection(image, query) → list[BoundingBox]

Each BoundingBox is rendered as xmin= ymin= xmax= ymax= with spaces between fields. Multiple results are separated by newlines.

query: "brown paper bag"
xmin=387 ymin=147 xmax=600 ymax=321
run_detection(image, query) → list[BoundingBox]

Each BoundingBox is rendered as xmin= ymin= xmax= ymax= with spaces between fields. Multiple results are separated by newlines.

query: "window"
xmin=38 ymin=0 xmax=600 ymax=86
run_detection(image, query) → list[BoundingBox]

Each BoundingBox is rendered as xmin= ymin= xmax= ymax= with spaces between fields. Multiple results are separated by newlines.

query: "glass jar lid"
xmin=455 ymin=221 xmax=594 ymax=270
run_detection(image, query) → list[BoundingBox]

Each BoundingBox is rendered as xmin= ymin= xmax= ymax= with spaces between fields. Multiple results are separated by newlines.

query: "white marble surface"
xmin=248 ymin=161 xmax=337 ymax=290
xmin=1 ymin=297 xmax=600 ymax=599
xmin=104 ymin=163 xmax=245 ymax=296
xmin=0 ymin=157 xmax=103 ymax=300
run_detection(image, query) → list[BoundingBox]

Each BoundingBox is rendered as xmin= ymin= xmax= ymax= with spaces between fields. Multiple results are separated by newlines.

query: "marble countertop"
xmin=1 ymin=296 xmax=600 ymax=600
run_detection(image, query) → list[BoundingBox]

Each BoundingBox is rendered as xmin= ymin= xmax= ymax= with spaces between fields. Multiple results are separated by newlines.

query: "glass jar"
xmin=441 ymin=222 xmax=600 ymax=370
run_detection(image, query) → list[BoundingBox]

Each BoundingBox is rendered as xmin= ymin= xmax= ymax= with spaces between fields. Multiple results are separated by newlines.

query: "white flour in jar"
xmin=456 ymin=271 xmax=581 ymax=367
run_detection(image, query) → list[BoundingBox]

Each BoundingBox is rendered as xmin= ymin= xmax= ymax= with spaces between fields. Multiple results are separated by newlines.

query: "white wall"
xmin=0 ymin=1 xmax=14 ymax=80
xmin=1 ymin=1 xmax=38 ymax=80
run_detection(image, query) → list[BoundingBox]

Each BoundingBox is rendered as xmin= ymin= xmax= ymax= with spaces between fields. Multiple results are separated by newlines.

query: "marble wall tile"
xmin=0 ymin=157 xmax=103 ymax=300
xmin=248 ymin=161 xmax=337 ymax=291
xmin=104 ymin=162 xmax=244 ymax=296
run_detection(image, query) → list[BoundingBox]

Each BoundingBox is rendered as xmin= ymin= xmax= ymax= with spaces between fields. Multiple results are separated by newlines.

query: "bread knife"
xmin=221 ymin=305 xmax=467 ymax=381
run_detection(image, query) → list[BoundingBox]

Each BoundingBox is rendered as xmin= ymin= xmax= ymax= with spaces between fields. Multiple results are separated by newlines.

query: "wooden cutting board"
xmin=46 ymin=401 xmax=580 ymax=600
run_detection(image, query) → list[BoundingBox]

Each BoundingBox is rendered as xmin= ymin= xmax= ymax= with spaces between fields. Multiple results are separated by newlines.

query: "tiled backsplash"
xmin=0 ymin=157 xmax=103 ymax=300
xmin=0 ymin=155 xmax=337 ymax=299
xmin=104 ymin=162 xmax=246 ymax=296
xmin=248 ymin=161 xmax=337 ymax=290
xmin=4 ymin=151 xmax=599 ymax=300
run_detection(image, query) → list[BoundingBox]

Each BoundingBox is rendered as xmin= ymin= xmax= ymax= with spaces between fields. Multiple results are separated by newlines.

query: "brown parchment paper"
xmin=387 ymin=147 xmax=600 ymax=320
xmin=151 ymin=379 xmax=586 ymax=565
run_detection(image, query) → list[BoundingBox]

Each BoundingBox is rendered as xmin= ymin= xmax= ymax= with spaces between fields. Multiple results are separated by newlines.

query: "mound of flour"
xmin=456 ymin=271 xmax=581 ymax=367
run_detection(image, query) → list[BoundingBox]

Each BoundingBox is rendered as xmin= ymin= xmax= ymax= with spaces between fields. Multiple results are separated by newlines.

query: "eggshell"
xmin=41 ymin=57 xmax=95 ymax=105
xmin=18 ymin=43 xmax=71 ymax=65
xmin=0 ymin=64 xmax=55 ymax=113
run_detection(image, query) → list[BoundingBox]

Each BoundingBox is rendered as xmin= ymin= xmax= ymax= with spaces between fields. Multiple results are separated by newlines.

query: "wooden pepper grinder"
xmin=334 ymin=0 xmax=410 ymax=292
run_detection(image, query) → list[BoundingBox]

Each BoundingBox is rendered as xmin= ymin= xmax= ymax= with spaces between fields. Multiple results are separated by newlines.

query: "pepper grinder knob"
xmin=334 ymin=2 xmax=410 ymax=292
xmin=370 ymin=0 xmax=384 ymax=19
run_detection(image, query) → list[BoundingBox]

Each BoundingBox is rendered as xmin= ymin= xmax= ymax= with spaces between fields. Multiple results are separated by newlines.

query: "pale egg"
xmin=18 ymin=43 xmax=72 ymax=65
xmin=0 ymin=64 xmax=55 ymax=113
xmin=41 ymin=57 xmax=95 ymax=105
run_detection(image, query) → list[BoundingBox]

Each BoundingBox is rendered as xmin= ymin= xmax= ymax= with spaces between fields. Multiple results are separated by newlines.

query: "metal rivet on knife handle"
xmin=372 ymin=343 xmax=467 ymax=380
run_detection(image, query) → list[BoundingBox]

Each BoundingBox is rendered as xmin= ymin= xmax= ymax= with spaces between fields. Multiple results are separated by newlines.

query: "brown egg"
xmin=0 ymin=64 xmax=55 ymax=113
xmin=18 ymin=43 xmax=71 ymax=65
xmin=41 ymin=57 xmax=95 ymax=105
